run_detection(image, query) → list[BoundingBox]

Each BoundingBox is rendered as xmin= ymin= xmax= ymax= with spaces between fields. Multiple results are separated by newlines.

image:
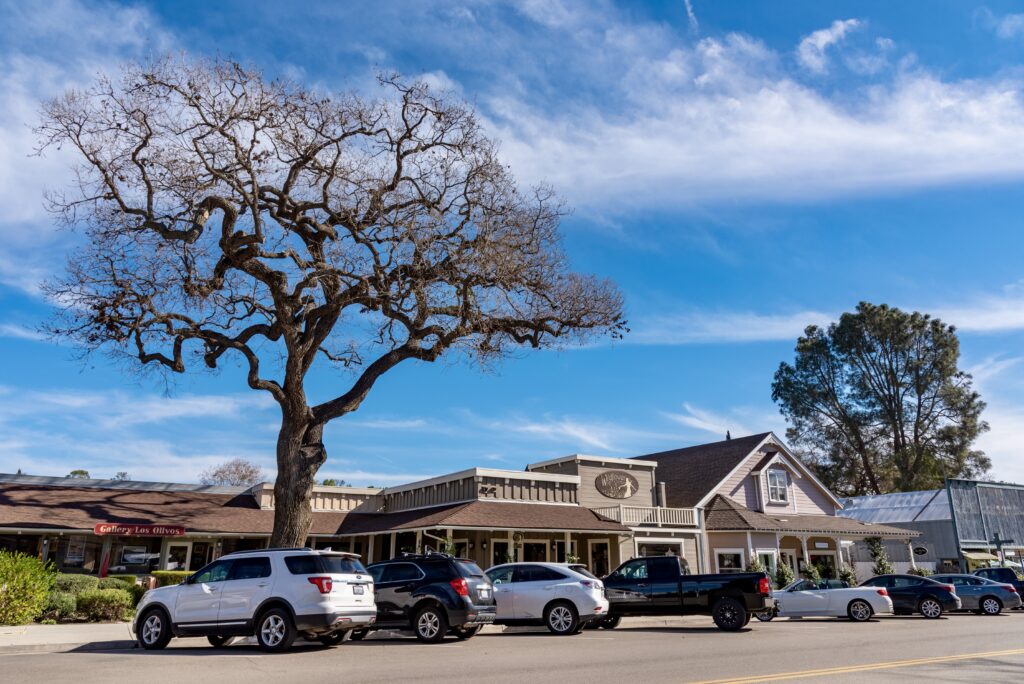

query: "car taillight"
xmin=580 ymin=580 xmax=602 ymax=590
xmin=1004 ymin=585 xmax=1017 ymax=593
xmin=758 ymin=576 xmax=771 ymax=596
xmin=942 ymin=584 xmax=955 ymax=594
xmin=308 ymin=576 xmax=333 ymax=594
xmin=450 ymin=578 xmax=469 ymax=597
xmin=876 ymin=588 xmax=888 ymax=596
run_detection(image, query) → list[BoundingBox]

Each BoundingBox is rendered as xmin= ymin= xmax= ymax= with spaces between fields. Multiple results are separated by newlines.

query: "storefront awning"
xmin=962 ymin=551 xmax=999 ymax=561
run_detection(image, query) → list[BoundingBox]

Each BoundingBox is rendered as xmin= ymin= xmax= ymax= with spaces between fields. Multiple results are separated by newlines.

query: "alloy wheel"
xmin=849 ymin=600 xmax=871 ymax=622
xmin=920 ymin=599 xmax=942 ymax=618
xmin=261 ymin=614 xmax=287 ymax=647
xmin=418 ymin=611 xmax=441 ymax=639
xmin=982 ymin=598 xmax=1001 ymax=615
xmin=549 ymin=605 xmax=574 ymax=633
xmin=142 ymin=614 xmax=162 ymax=645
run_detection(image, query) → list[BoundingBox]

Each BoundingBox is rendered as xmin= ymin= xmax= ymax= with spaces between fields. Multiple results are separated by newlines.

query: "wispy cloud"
xmin=629 ymin=283 xmax=1024 ymax=345
xmin=346 ymin=418 xmax=431 ymax=430
xmin=663 ymin=403 xmax=754 ymax=437
xmin=683 ymin=0 xmax=699 ymax=33
xmin=0 ymin=323 xmax=43 ymax=341
xmin=796 ymin=19 xmax=863 ymax=74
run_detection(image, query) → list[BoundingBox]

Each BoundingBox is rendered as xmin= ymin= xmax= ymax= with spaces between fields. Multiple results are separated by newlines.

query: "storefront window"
xmin=716 ymin=550 xmax=744 ymax=573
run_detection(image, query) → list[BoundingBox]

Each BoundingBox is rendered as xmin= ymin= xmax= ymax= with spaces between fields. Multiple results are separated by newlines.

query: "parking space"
xmin=3 ymin=613 xmax=1023 ymax=683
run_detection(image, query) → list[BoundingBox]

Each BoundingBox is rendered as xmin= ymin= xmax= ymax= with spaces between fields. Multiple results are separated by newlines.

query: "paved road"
xmin=3 ymin=613 xmax=1022 ymax=683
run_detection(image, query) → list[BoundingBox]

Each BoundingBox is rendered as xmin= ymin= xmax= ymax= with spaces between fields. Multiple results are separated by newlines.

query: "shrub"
xmin=908 ymin=566 xmax=931 ymax=577
xmin=838 ymin=564 xmax=858 ymax=587
xmin=801 ymin=563 xmax=822 ymax=582
xmin=98 ymin=578 xmax=146 ymax=606
xmin=151 ymin=571 xmax=191 ymax=587
xmin=76 ymin=588 xmax=133 ymax=622
xmin=106 ymin=574 xmax=137 ymax=586
xmin=0 ymin=551 xmax=56 ymax=625
xmin=42 ymin=591 xmax=77 ymax=621
xmin=54 ymin=573 xmax=99 ymax=595
xmin=866 ymin=537 xmax=894 ymax=576
xmin=745 ymin=557 xmax=766 ymax=574
xmin=774 ymin=562 xmax=795 ymax=589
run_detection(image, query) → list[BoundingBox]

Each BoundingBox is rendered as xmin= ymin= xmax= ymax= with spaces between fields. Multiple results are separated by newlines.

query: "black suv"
xmin=357 ymin=553 xmax=496 ymax=643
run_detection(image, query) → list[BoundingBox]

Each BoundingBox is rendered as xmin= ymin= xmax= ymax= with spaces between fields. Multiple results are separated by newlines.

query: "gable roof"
xmin=631 ymin=432 xmax=772 ymax=507
xmin=704 ymin=495 xmax=916 ymax=538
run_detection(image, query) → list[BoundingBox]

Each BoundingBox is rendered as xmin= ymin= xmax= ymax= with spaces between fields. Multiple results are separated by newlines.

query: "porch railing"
xmin=591 ymin=505 xmax=697 ymax=527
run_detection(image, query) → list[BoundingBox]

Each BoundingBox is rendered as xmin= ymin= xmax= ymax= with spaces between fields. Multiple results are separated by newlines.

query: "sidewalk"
xmin=0 ymin=622 xmax=135 ymax=654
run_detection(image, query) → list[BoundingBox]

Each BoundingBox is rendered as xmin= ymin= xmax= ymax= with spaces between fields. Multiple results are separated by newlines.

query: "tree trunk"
xmin=270 ymin=421 xmax=327 ymax=547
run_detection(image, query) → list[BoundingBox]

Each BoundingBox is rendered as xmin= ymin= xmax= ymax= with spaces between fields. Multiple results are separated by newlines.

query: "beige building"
xmin=0 ymin=433 xmax=914 ymax=579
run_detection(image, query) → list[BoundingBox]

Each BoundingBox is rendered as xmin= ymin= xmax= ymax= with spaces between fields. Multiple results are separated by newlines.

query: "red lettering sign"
xmin=93 ymin=523 xmax=186 ymax=537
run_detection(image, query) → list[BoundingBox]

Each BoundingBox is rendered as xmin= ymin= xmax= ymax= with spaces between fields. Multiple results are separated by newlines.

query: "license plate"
xmin=353 ymin=585 xmax=364 ymax=595
xmin=479 ymin=588 xmax=491 ymax=598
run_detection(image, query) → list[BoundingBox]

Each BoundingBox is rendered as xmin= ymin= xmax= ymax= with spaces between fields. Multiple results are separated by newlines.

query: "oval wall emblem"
xmin=595 ymin=470 xmax=640 ymax=499
xmin=913 ymin=546 xmax=928 ymax=556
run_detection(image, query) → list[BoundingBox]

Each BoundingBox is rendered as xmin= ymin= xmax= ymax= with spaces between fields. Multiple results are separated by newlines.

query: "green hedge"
xmin=98 ymin=577 xmax=145 ymax=606
xmin=76 ymin=588 xmax=133 ymax=622
xmin=54 ymin=573 xmax=99 ymax=595
xmin=107 ymin=574 xmax=138 ymax=585
xmin=42 ymin=591 xmax=77 ymax=621
xmin=151 ymin=571 xmax=190 ymax=587
xmin=0 ymin=551 xmax=55 ymax=625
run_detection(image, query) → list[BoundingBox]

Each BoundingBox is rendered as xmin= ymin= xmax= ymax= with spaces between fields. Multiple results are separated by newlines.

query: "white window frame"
xmin=756 ymin=548 xmax=779 ymax=575
xmin=714 ymin=548 xmax=746 ymax=573
xmin=588 ymin=539 xmax=611 ymax=575
xmin=767 ymin=469 xmax=789 ymax=503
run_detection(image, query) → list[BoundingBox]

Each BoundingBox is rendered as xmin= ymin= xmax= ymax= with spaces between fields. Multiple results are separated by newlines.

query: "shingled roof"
xmin=340 ymin=500 xmax=629 ymax=535
xmin=704 ymin=495 xmax=917 ymax=538
xmin=0 ymin=483 xmax=347 ymax=535
xmin=632 ymin=432 xmax=772 ymax=507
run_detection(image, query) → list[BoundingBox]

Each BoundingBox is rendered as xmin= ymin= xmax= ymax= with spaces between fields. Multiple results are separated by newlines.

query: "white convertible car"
xmin=758 ymin=579 xmax=894 ymax=622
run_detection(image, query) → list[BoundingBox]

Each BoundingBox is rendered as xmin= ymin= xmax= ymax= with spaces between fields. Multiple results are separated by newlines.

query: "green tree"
xmin=66 ymin=470 xmax=90 ymax=479
xmin=39 ymin=57 xmax=625 ymax=547
xmin=774 ymin=562 xmax=795 ymax=590
xmin=321 ymin=478 xmax=347 ymax=487
xmin=866 ymin=537 xmax=895 ymax=576
xmin=772 ymin=302 xmax=989 ymax=495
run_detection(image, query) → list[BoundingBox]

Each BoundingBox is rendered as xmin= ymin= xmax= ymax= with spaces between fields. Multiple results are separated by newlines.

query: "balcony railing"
xmin=592 ymin=505 xmax=697 ymax=527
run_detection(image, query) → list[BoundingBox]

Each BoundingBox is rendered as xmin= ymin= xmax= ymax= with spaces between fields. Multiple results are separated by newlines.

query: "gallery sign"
xmin=93 ymin=523 xmax=186 ymax=537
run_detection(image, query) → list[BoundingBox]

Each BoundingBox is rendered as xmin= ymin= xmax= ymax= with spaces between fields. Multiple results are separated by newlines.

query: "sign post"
xmin=989 ymin=532 xmax=1016 ymax=567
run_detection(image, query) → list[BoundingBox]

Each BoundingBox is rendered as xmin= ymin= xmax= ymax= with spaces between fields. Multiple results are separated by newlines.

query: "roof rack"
xmin=220 ymin=547 xmax=312 ymax=556
xmin=396 ymin=551 xmax=455 ymax=560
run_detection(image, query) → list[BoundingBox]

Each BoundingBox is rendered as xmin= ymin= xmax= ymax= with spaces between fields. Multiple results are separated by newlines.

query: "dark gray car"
xmin=930 ymin=573 xmax=1022 ymax=615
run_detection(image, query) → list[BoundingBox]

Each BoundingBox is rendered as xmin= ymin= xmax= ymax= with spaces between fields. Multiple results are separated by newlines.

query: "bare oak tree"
xmin=38 ymin=57 xmax=625 ymax=546
xmin=199 ymin=459 xmax=265 ymax=487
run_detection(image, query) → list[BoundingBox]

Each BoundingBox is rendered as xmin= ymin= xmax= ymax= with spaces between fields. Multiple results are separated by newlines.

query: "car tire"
xmin=755 ymin=610 xmax=775 ymax=622
xmin=847 ymin=599 xmax=873 ymax=622
xmin=348 ymin=629 xmax=367 ymax=641
xmin=137 ymin=607 xmax=172 ymax=650
xmin=979 ymin=596 xmax=1002 ymax=616
xmin=712 ymin=597 xmax=747 ymax=631
xmin=207 ymin=635 xmax=233 ymax=648
xmin=317 ymin=631 xmax=347 ymax=646
xmin=918 ymin=597 xmax=943 ymax=619
xmin=453 ymin=625 xmax=483 ymax=640
xmin=414 ymin=605 xmax=448 ymax=643
xmin=544 ymin=601 xmax=580 ymax=635
xmin=255 ymin=608 xmax=297 ymax=652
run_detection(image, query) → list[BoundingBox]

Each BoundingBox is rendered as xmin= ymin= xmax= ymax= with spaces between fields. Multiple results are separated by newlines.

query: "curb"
xmin=0 ymin=639 xmax=136 ymax=655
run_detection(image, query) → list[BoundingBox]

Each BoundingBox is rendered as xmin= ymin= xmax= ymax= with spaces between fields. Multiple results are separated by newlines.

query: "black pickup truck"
xmin=600 ymin=556 xmax=774 ymax=631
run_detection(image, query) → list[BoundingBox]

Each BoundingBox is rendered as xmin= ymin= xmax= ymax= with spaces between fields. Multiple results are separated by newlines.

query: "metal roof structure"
xmin=838 ymin=489 xmax=951 ymax=524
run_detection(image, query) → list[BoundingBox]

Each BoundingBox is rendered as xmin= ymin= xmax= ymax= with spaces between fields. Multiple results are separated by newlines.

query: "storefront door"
xmin=491 ymin=540 xmax=512 ymax=567
xmin=809 ymin=552 xmax=837 ymax=579
xmin=589 ymin=540 xmax=610 ymax=576
xmin=522 ymin=541 xmax=548 ymax=563
xmin=166 ymin=542 xmax=192 ymax=571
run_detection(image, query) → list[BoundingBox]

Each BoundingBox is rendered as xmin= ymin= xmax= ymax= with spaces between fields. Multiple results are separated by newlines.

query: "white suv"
xmin=133 ymin=548 xmax=376 ymax=652
xmin=484 ymin=562 xmax=609 ymax=634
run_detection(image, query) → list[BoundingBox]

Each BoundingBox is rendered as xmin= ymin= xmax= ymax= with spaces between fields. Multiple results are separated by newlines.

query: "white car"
xmin=132 ymin=548 xmax=376 ymax=652
xmin=484 ymin=562 xmax=610 ymax=635
xmin=759 ymin=578 xmax=893 ymax=622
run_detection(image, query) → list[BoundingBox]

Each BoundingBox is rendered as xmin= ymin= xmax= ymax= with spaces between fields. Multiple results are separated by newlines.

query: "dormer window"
xmin=767 ymin=469 xmax=789 ymax=503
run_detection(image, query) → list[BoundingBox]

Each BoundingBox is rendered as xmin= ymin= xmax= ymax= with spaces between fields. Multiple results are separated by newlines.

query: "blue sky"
xmin=2 ymin=0 xmax=1024 ymax=486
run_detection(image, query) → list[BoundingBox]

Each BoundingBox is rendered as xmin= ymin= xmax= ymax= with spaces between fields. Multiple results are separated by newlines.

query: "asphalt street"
xmin=3 ymin=612 xmax=1022 ymax=683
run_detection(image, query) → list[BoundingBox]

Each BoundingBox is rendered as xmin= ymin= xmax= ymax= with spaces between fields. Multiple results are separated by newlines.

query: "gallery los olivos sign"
xmin=93 ymin=523 xmax=186 ymax=536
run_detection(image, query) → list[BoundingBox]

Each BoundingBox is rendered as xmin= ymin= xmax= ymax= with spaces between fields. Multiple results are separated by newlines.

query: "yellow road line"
xmin=689 ymin=648 xmax=1024 ymax=684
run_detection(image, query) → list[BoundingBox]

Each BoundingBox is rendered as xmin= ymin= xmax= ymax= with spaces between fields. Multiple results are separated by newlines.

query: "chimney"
xmin=657 ymin=481 xmax=668 ymax=508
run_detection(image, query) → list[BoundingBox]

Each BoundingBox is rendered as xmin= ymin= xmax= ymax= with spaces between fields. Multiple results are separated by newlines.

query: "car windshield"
xmin=456 ymin=560 xmax=486 ymax=578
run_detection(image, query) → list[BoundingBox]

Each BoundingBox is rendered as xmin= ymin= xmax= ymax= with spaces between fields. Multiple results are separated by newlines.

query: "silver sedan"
xmin=930 ymin=573 xmax=1022 ymax=615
